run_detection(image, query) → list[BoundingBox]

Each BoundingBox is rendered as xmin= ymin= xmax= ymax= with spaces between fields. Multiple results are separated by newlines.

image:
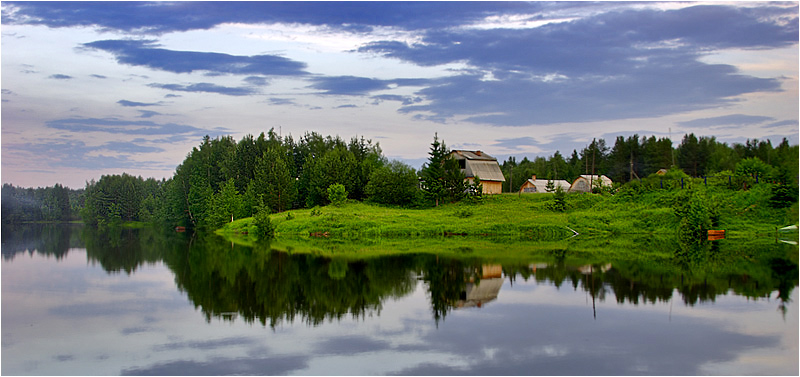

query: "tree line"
xmin=1 ymin=183 xmax=83 ymax=223
xmin=3 ymin=130 xmax=797 ymax=227
xmin=501 ymin=134 xmax=798 ymax=192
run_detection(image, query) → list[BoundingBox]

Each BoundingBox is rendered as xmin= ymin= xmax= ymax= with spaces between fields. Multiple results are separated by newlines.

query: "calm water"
xmin=2 ymin=224 xmax=798 ymax=375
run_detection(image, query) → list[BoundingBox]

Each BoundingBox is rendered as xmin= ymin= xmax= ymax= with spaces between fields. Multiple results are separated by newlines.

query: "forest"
xmin=2 ymin=129 xmax=797 ymax=229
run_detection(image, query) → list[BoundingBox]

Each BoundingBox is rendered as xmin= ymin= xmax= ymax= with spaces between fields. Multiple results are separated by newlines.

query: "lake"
xmin=2 ymin=224 xmax=797 ymax=375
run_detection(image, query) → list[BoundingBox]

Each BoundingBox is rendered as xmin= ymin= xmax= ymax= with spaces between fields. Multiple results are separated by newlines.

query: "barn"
xmin=449 ymin=150 xmax=506 ymax=194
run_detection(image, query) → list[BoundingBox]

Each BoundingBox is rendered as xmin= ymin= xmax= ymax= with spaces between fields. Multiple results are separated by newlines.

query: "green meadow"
xmin=217 ymin=183 xmax=798 ymax=259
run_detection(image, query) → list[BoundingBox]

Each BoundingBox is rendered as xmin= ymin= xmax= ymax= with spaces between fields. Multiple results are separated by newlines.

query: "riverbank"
xmin=217 ymin=185 xmax=798 ymax=245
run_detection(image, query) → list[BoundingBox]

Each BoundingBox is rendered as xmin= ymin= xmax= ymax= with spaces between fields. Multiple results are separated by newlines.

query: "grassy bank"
xmin=218 ymin=185 xmax=798 ymax=248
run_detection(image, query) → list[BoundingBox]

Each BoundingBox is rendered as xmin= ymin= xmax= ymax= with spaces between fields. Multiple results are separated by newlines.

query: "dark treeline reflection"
xmin=4 ymin=224 xmax=797 ymax=324
xmin=1 ymin=223 xmax=82 ymax=261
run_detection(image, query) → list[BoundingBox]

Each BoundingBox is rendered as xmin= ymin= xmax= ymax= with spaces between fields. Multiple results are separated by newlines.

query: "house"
xmin=449 ymin=150 xmax=506 ymax=194
xmin=519 ymin=175 xmax=571 ymax=193
xmin=569 ymin=174 xmax=613 ymax=193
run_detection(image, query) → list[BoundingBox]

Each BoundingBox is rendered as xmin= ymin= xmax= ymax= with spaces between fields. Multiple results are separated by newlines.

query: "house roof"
xmin=450 ymin=150 xmax=497 ymax=161
xmin=449 ymin=150 xmax=506 ymax=182
xmin=467 ymin=160 xmax=506 ymax=182
xmin=578 ymin=174 xmax=613 ymax=185
xmin=523 ymin=179 xmax=571 ymax=192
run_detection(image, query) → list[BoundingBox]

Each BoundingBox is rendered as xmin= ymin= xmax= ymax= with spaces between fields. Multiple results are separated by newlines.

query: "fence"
xmin=629 ymin=173 xmax=773 ymax=192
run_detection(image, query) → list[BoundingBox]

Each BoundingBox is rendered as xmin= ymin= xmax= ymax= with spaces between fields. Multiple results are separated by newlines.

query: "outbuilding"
xmin=519 ymin=175 xmax=571 ymax=193
xmin=569 ymin=174 xmax=613 ymax=193
xmin=449 ymin=150 xmax=506 ymax=194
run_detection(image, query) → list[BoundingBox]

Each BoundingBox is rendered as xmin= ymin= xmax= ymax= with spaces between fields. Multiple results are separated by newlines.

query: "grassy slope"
xmin=219 ymin=186 xmax=798 ymax=252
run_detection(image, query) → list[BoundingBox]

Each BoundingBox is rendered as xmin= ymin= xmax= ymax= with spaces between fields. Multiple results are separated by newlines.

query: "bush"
xmin=327 ymin=183 xmax=348 ymax=206
xmin=673 ymin=190 xmax=713 ymax=246
xmin=545 ymin=186 xmax=567 ymax=212
xmin=253 ymin=206 xmax=275 ymax=239
xmin=769 ymin=184 xmax=798 ymax=209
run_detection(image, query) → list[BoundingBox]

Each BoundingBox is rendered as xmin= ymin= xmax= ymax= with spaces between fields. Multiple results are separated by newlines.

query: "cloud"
xmin=44 ymin=117 xmax=223 ymax=138
xmin=357 ymin=4 xmax=795 ymax=125
xmin=137 ymin=110 xmax=161 ymax=118
xmin=309 ymin=76 xmax=393 ymax=95
xmin=4 ymin=139 xmax=164 ymax=171
xmin=89 ymin=74 xmax=107 ymax=79
xmin=48 ymin=74 xmax=73 ymax=80
xmin=117 ymin=99 xmax=160 ymax=107
xmin=148 ymin=82 xmax=257 ymax=96
xmin=243 ymin=76 xmax=269 ymax=86
xmin=372 ymin=94 xmax=423 ymax=105
xmin=310 ymin=76 xmax=429 ymax=96
xmin=493 ymin=137 xmax=539 ymax=151
xmin=3 ymin=2 xmax=541 ymax=34
xmin=268 ymin=97 xmax=295 ymax=106
xmin=82 ymin=39 xmax=308 ymax=76
xmin=765 ymin=119 xmax=798 ymax=128
xmin=678 ymin=114 xmax=774 ymax=128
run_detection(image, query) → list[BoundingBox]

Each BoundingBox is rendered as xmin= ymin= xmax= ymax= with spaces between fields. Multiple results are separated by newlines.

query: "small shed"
xmin=569 ymin=174 xmax=613 ymax=193
xmin=519 ymin=175 xmax=571 ymax=193
xmin=449 ymin=150 xmax=506 ymax=194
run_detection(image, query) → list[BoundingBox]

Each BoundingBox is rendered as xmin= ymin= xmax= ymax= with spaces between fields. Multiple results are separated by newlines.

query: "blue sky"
xmin=2 ymin=1 xmax=798 ymax=188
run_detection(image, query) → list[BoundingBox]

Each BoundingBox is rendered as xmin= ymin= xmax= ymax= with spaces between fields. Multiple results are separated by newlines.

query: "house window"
xmin=459 ymin=160 xmax=466 ymax=169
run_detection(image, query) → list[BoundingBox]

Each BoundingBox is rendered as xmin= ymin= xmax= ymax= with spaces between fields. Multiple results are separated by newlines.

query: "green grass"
xmin=218 ymin=188 xmax=798 ymax=255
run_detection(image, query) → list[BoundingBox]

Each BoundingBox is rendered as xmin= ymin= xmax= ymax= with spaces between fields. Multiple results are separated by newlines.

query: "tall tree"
xmin=420 ymin=133 xmax=449 ymax=206
xmin=253 ymin=147 xmax=296 ymax=213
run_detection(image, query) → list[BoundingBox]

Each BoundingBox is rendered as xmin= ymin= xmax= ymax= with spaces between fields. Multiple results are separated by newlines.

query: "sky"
xmin=1 ymin=1 xmax=798 ymax=189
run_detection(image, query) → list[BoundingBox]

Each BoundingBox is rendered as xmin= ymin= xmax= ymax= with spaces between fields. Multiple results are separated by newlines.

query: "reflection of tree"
xmin=162 ymin=234 xmax=417 ymax=327
xmin=5 ymin=223 xmax=795 ymax=325
xmin=1 ymin=223 xmax=79 ymax=261
xmin=81 ymin=226 xmax=175 ymax=274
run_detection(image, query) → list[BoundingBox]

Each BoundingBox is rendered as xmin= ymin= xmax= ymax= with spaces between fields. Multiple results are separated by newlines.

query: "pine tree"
xmin=420 ymin=133 xmax=449 ymax=206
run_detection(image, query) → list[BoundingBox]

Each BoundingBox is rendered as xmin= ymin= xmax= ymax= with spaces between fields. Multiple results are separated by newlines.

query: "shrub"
xmin=327 ymin=183 xmax=348 ymax=206
xmin=545 ymin=186 xmax=567 ymax=212
xmin=769 ymin=184 xmax=798 ymax=209
xmin=253 ymin=206 xmax=275 ymax=239
xmin=673 ymin=190 xmax=712 ymax=246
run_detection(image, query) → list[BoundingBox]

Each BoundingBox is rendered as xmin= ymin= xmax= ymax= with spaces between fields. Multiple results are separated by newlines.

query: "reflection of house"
xmin=569 ymin=174 xmax=613 ymax=193
xmin=519 ymin=175 xmax=571 ymax=193
xmin=457 ymin=265 xmax=504 ymax=308
xmin=577 ymin=264 xmax=612 ymax=274
xmin=449 ymin=150 xmax=506 ymax=194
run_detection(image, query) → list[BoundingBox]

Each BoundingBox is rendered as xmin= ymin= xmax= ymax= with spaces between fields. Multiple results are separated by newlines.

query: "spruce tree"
xmin=421 ymin=133 xmax=449 ymax=206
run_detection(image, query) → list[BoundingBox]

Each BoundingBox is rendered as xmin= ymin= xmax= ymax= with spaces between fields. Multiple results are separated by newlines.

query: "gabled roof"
xmin=450 ymin=150 xmax=497 ymax=161
xmin=467 ymin=160 xmax=506 ymax=182
xmin=449 ymin=150 xmax=505 ymax=182
xmin=522 ymin=179 xmax=571 ymax=192
xmin=577 ymin=174 xmax=613 ymax=186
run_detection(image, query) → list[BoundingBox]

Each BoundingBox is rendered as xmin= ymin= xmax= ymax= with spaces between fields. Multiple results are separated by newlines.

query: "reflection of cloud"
xmin=392 ymin=302 xmax=776 ymax=375
xmin=154 ymin=337 xmax=256 ymax=351
xmin=120 ymin=354 xmax=309 ymax=376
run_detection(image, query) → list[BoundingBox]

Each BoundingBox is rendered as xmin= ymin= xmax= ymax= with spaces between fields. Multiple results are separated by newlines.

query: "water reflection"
xmin=2 ymin=224 xmax=798 ymax=375
xmin=4 ymin=224 xmax=796 ymax=326
xmin=1 ymin=223 xmax=80 ymax=261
